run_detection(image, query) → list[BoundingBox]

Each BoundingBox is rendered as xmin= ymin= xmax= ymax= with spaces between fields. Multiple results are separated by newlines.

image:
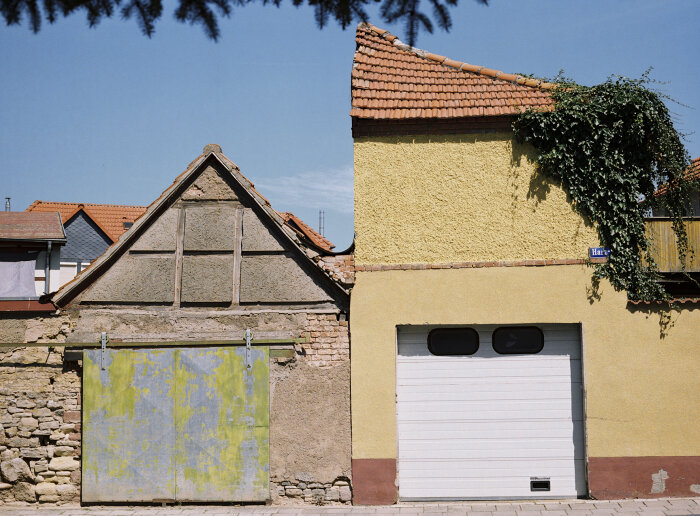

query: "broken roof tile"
xmin=278 ymin=212 xmax=335 ymax=252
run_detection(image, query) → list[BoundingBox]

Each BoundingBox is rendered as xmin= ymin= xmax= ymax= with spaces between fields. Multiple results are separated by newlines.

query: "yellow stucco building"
xmin=350 ymin=24 xmax=700 ymax=504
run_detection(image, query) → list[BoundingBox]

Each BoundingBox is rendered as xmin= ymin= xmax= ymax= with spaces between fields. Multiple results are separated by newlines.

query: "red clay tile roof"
xmin=27 ymin=201 xmax=147 ymax=243
xmin=351 ymin=23 xmax=555 ymax=120
xmin=279 ymin=212 xmax=335 ymax=251
xmin=654 ymin=157 xmax=700 ymax=196
xmin=0 ymin=211 xmax=65 ymax=241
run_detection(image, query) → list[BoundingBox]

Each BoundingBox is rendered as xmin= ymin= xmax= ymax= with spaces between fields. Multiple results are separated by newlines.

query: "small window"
xmin=123 ymin=222 xmax=133 ymax=230
xmin=428 ymin=328 xmax=479 ymax=356
xmin=492 ymin=326 xmax=544 ymax=354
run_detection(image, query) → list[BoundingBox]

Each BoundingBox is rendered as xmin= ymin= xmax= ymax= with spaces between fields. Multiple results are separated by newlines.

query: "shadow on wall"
xmin=626 ymin=301 xmax=699 ymax=339
xmin=509 ymin=142 xmax=594 ymax=232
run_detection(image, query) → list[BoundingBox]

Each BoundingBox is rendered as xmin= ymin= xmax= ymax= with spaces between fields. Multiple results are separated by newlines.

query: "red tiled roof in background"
xmin=26 ymin=201 xmax=334 ymax=252
xmin=351 ymin=23 xmax=554 ymax=120
xmin=655 ymin=157 xmax=700 ymax=196
xmin=279 ymin=212 xmax=335 ymax=252
xmin=27 ymin=201 xmax=147 ymax=242
xmin=0 ymin=212 xmax=65 ymax=241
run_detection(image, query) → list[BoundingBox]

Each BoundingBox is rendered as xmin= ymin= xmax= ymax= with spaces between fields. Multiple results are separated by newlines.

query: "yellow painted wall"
xmin=350 ymin=266 xmax=700 ymax=460
xmin=354 ymin=133 xmax=599 ymax=266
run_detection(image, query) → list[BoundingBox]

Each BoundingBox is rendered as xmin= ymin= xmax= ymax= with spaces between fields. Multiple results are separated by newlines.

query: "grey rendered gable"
xmin=54 ymin=151 xmax=346 ymax=308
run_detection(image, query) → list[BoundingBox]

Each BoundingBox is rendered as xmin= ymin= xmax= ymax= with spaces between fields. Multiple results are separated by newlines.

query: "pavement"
xmin=0 ymin=498 xmax=699 ymax=516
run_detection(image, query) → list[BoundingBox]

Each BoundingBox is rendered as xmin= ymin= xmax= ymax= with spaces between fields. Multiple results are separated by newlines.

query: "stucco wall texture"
xmin=349 ymin=266 xmax=700 ymax=462
xmin=353 ymin=133 xmax=599 ymax=265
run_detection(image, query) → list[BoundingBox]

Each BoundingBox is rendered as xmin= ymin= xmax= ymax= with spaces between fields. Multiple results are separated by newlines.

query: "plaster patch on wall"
xmin=650 ymin=469 xmax=669 ymax=494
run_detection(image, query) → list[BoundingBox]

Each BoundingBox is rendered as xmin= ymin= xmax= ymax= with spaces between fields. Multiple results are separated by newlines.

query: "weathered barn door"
xmin=82 ymin=346 xmax=269 ymax=503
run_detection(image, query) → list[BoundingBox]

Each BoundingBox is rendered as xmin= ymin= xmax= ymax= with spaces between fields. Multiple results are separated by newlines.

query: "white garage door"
xmin=397 ymin=324 xmax=586 ymax=500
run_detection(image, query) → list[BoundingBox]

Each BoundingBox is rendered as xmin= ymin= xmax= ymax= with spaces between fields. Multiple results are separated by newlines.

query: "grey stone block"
xmin=12 ymin=481 xmax=36 ymax=502
xmin=131 ymin=207 xmax=178 ymax=251
xmin=82 ymin=254 xmax=175 ymax=303
xmin=1 ymin=457 xmax=34 ymax=483
xmin=181 ymin=255 xmax=233 ymax=303
xmin=242 ymin=208 xmax=285 ymax=251
xmin=240 ymin=254 xmax=332 ymax=303
xmin=184 ymin=205 xmax=237 ymax=251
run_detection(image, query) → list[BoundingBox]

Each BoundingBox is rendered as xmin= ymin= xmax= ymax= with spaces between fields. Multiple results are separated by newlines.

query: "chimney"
xmin=4 ymin=197 xmax=9 ymax=212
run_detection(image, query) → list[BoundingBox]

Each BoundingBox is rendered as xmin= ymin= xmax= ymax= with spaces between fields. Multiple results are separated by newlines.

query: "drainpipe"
xmin=44 ymin=241 xmax=52 ymax=295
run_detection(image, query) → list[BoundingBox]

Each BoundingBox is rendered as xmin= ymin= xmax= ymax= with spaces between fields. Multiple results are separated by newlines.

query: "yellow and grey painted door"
xmin=82 ymin=346 xmax=269 ymax=502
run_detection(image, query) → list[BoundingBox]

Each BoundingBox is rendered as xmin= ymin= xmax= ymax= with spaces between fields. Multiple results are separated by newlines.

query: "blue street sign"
xmin=589 ymin=247 xmax=611 ymax=258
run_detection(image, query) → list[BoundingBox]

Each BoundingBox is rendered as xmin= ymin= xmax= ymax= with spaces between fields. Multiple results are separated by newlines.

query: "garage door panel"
xmin=398 ymin=370 xmax=583 ymax=384
xmin=400 ymin=446 xmax=581 ymax=460
xmin=399 ymin=408 xmax=583 ymax=422
xmin=398 ymin=421 xmax=583 ymax=440
xmin=398 ymin=327 xmax=581 ymax=360
xmin=400 ymin=479 xmax=581 ymax=500
xmin=396 ymin=324 xmax=586 ymax=500
xmin=400 ymin=437 xmax=579 ymax=452
xmin=400 ymin=459 xmax=584 ymax=478
xmin=398 ymin=362 xmax=579 ymax=379
xmin=398 ymin=379 xmax=577 ymax=394
xmin=397 ymin=387 xmax=580 ymax=403
xmin=399 ymin=361 xmax=580 ymax=374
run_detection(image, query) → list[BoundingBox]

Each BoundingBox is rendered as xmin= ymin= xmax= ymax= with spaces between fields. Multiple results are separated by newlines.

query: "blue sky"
xmin=1 ymin=0 xmax=699 ymax=250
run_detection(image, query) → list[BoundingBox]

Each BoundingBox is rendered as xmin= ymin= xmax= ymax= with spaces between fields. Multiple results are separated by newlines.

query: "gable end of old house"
xmin=56 ymin=151 xmax=345 ymax=309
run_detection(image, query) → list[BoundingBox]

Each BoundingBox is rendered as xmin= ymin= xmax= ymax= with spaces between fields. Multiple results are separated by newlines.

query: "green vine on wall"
xmin=513 ymin=72 xmax=696 ymax=301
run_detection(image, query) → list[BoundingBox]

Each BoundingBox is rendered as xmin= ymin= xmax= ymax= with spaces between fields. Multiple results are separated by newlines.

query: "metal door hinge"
xmin=245 ymin=328 xmax=252 ymax=369
xmin=101 ymin=332 xmax=108 ymax=370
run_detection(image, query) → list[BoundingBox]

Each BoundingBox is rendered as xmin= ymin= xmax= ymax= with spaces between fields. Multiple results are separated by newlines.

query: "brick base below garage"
xmin=351 ymin=458 xmax=397 ymax=505
xmin=589 ymin=456 xmax=700 ymax=499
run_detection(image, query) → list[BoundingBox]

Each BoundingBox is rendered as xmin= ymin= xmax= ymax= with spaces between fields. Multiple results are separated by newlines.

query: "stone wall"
xmin=0 ymin=346 xmax=81 ymax=505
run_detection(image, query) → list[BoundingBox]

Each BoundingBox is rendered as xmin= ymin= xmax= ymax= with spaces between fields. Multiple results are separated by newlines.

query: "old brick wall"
xmin=299 ymin=313 xmax=350 ymax=366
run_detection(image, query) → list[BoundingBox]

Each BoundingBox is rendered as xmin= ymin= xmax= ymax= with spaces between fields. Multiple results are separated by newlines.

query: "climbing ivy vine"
xmin=512 ymin=73 xmax=696 ymax=301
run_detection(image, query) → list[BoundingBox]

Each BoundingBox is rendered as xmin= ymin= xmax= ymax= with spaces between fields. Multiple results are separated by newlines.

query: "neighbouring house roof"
xmin=351 ymin=23 xmax=554 ymax=120
xmin=279 ymin=212 xmax=334 ymax=252
xmin=27 ymin=202 xmax=330 ymax=251
xmin=0 ymin=211 xmax=66 ymax=242
xmin=27 ymin=201 xmax=147 ymax=243
xmin=655 ymin=157 xmax=700 ymax=196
